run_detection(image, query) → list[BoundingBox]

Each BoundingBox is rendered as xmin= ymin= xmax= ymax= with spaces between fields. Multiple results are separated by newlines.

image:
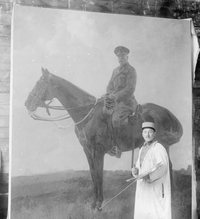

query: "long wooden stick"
xmin=100 ymin=162 xmax=163 ymax=209
xmin=131 ymin=141 xmax=135 ymax=168
xmin=99 ymin=179 xmax=137 ymax=209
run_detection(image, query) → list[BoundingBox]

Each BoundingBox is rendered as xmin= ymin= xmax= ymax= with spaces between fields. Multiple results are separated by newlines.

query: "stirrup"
xmin=108 ymin=146 xmax=122 ymax=158
xmin=128 ymin=104 xmax=142 ymax=125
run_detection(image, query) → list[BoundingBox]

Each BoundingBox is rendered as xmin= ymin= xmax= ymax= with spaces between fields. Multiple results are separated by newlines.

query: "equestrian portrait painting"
xmin=11 ymin=4 xmax=194 ymax=219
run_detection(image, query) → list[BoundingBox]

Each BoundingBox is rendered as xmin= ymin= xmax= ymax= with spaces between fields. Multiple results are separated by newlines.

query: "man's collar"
xmin=119 ymin=62 xmax=129 ymax=68
xmin=144 ymin=140 xmax=155 ymax=147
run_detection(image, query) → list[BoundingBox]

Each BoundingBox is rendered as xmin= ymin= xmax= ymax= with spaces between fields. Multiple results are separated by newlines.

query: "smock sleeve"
xmin=149 ymin=144 xmax=169 ymax=182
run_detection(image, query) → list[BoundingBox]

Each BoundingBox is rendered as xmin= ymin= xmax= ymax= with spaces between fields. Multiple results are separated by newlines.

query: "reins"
xmin=29 ymin=97 xmax=102 ymax=129
xmin=29 ymin=111 xmax=71 ymax=122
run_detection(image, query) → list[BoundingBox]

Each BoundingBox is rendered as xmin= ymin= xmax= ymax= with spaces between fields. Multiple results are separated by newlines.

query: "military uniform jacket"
xmin=106 ymin=62 xmax=137 ymax=107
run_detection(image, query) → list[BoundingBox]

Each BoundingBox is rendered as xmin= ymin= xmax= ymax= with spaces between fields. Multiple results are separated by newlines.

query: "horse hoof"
xmin=97 ymin=207 xmax=102 ymax=212
xmin=96 ymin=202 xmax=102 ymax=211
xmin=91 ymin=202 xmax=96 ymax=209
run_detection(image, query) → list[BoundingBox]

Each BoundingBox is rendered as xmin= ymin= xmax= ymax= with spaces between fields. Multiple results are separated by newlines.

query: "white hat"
xmin=142 ymin=122 xmax=156 ymax=131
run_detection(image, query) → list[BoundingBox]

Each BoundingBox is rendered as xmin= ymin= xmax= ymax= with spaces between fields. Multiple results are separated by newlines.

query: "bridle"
xmin=28 ymin=103 xmax=70 ymax=122
xmin=29 ymin=98 xmax=102 ymax=129
xmin=26 ymin=76 xmax=104 ymax=128
xmin=28 ymin=91 xmax=103 ymax=130
xmin=29 ymin=99 xmax=95 ymax=122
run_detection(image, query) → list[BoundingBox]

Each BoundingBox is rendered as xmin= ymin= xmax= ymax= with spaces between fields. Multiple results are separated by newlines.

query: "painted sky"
xmin=11 ymin=5 xmax=193 ymax=176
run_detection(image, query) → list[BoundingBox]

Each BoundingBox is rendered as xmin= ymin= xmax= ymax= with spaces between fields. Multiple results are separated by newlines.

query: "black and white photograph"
xmin=10 ymin=4 xmax=195 ymax=219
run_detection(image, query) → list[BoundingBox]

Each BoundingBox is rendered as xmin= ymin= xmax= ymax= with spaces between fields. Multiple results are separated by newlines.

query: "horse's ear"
xmin=41 ymin=67 xmax=46 ymax=75
xmin=41 ymin=67 xmax=52 ymax=82
xmin=41 ymin=67 xmax=49 ymax=77
xmin=45 ymin=68 xmax=50 ymax=74
xmin=45 ymin=68 xmax=52 ymax=79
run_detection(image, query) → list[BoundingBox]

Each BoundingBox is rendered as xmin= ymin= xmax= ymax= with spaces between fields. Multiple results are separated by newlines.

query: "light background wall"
xmin=11 ymin=5 xmax=192 ymax=176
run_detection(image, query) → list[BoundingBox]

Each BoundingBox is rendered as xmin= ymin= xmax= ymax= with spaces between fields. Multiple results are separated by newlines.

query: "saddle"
xmin=102 ymin=95 xmax=142 ymax=158
xmin=102 ymin=94 xmax=142 ymax=125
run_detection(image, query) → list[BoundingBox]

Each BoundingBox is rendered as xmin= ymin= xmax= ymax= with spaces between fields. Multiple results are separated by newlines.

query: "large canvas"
xmin=11 ymin=4 xmax=193 ymax=219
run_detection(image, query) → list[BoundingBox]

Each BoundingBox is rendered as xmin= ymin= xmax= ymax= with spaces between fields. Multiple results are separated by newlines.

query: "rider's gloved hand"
xmin=108 ymin=93 xmax=115 ymax=100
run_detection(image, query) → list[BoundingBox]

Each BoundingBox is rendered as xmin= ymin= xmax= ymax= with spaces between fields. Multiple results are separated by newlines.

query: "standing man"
xmin=106 ymin=46 xmax=138 ymax=157
xmin=132 ymin=121 xmax=171 ymax=219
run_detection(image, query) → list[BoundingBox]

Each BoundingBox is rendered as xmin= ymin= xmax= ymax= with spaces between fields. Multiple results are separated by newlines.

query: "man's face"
xmin=117 ymin=54 xmax=128 ymax=65
xmin=142 ymin=128 xmax=156 ymax=142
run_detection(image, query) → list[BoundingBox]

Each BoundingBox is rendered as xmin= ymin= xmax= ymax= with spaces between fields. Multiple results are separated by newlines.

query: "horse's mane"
xmin=42 ymin=68 xmax=98 ymax=123
xmin=47 ymin=70 xmax=96 ymax=106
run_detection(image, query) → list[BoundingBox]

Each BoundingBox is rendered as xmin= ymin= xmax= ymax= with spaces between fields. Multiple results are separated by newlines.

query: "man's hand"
xmin=132 ymin=166 xmax=138 ymax=177
xmin=143 ymin=174 xmax=152 ymax=183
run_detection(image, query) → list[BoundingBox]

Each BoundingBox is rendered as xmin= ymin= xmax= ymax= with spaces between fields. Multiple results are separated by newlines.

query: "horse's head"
xmin=25 ymin=68 xmax=54 ymax=113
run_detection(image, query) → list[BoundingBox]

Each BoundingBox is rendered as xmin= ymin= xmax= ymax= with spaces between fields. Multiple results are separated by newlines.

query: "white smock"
xmin=134 ymin=141 xmax=171 ymax=219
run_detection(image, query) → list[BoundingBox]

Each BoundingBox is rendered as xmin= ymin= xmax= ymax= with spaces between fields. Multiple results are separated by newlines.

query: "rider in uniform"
xmin=106 ymin=46 xmax=138 ymax=157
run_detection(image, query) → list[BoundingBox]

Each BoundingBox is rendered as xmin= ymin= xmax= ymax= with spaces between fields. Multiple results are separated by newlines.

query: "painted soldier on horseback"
xmin=25 ymin=66 xmax=183 ymax=210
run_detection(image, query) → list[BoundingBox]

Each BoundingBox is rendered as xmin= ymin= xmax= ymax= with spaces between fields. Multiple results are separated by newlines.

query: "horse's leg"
xmin=84 ymin=149 xmax=104 ymax=210
xmin=83 ymin=148 xmax=98 ymax=209
xmin=93 ymin=148 xmax=104 ymax=210
xmin=83 ymin=147 xmax=104 ymax=210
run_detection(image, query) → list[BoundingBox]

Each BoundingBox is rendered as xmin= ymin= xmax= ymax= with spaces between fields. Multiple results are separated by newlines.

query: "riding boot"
xmin=107 ymin=127 xmax=122 ymax=158
xmin=113 ymin=127 xmax=122 ymax=158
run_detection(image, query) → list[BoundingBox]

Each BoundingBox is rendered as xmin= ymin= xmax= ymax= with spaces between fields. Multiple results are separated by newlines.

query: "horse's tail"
xmin=141 ymin=103 xmax=183 ymax=146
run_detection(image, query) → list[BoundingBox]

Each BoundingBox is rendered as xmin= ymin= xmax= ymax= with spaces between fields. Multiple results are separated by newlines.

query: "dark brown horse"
xmin=25 ymin=67 xmax=183 ymax=210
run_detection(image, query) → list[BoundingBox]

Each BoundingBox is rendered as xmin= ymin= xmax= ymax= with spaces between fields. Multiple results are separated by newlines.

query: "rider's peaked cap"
xmin=142 ymin=122 xmax=156 ymax=131
xmin=114 ymin=46 xmax=130 ymax=55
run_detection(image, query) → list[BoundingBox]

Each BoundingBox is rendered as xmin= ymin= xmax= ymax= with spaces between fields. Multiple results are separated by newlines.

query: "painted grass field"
xmin=11 ymin=169 xmax=191 ymax=219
